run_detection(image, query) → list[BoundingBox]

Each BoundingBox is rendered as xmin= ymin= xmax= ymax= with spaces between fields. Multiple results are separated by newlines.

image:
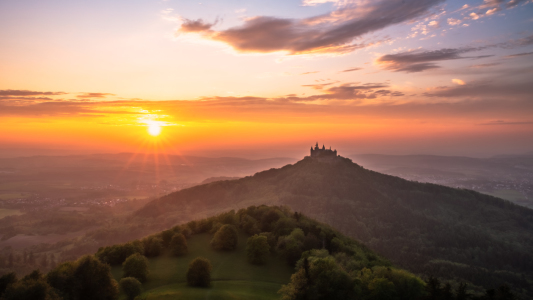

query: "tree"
xmin=246 ymin=235 xmax=270 ymax=265
xmin=0 ymin=272 xmax=17 ymax=297
xmin=2 ymin=270 xmax=59 ymax=300
xmin=46 ymin=261 xmax=76 ymax=300
xmin=119 ymin=277 xmax=142 ymax=300
xmin=122 ymin=253 xmax=149 ymax=283
xmin=210 ymin=224 xmax=238 ymax=251
xmin=455 ymin=282 xmax=469 ymax=300
xmin=96 ymin=242 xmax=144 ymax=265
xmin=161 ymin=229 xmax=175 ymax=247
xmin=169 ymin=233 xmax=188 ymax=256
xmin=277 ymin=228 xmax=305 ymax=265
xmin=142 ymin=236 xmax=163 ymax=257
xmin=186 ymin=257 xmax=212 ymax=287
xmin=48 ymin=255 xmax=118 ymax=300
xmin=495 ymin=284 xmax=515 ymax=300
xmin=279 ymin=256 xmax=355 ymax=300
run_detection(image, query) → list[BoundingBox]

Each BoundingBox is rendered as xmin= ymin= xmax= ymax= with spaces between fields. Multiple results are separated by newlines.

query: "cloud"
xmin=376 ymin=47 xmax=493 ymax=73
xmin=0 ymin=90 xmax=66 ymax=96
xmin=452 ymin=79 xmax=466 ymax=85
xmin=293 ymin=82 xmax=399 ymax=101
xmin=447 ymin=18 xmax=461 ymax=25
xmin=478 ymin=120 xmax=533 ymax=125
xmin=341 ymin=67 xmax=362 ymax=72
xmin=302 ymin=82 xmax=338 ymax=89
xmin=469 ymin=63 xmax=499 ymax=68
xmin=423 ymin=80 xmax=533 ymax=98
xmin=177 ymin=0 xmax=445 ymax=54
xmin=505 ymin=51 xmax=533 ymax=58
xmin=77 ymin=93 xmax=115 ymax=98
xmin=301 ymin=0 xmax=343 ymax=6
xmin=178 ymin=19 xmax=216 ymax=33
xmin=376 ymin=48 xmax=468 ymax=73
xmin=301 ymin=71 xmax=320 ymax=75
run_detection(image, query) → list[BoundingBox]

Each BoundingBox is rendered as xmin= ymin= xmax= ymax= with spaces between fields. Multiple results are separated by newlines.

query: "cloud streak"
xmin=177 ymin=0 xmax=444 ymax=54
xmin=376 ymin=47 xmax=492 ymax=73
xmin=0 ymin=90 xmax=66 ymax=96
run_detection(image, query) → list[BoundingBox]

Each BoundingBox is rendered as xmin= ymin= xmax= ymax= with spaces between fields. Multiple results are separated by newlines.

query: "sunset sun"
xmin=147 ymin=123 xmax=162 ymax=136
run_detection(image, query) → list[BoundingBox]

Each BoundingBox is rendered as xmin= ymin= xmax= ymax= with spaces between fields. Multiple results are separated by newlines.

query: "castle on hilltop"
xmin=310 ymin=142 xmax=338 ymax=158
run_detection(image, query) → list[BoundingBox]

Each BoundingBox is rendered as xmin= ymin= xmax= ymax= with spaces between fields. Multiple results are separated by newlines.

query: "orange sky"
xmin=1 ymin=0 xmax=532 ymax=158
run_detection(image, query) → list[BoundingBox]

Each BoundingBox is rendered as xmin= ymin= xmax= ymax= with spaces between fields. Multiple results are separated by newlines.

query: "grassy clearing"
xmin=111 ymin=231 xmax=293 ymax=300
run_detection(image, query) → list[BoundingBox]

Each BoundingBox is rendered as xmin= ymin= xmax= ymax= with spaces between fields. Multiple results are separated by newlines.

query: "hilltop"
xmin=136 ymin=155 xmax=533 ymax=297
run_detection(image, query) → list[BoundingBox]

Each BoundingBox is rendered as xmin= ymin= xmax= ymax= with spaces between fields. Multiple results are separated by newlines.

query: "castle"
xmin=310 ymin=142 xmax=338 ymax=158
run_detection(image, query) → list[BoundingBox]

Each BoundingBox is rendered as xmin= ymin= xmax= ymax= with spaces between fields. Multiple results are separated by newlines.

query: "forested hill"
xmin=136 ymin=155 xmax=533 ymax=297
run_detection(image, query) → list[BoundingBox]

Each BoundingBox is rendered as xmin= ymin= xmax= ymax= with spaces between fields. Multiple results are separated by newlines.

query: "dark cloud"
xmin=505 ymin=52 xmax=533 ymax=58
xmin=423 ymin=80 xmax=533 ymax=98
xmin=178 ymin=0 xmax=444 ymax=54
xmin=77 ymin=93 xmax=115 ymax=98
xmin=0 ymin=90 xmax=66 ymax=96
xmin=293 ymin=83 xmax=396 ymax=101
xmin=178 ymin=19 xmax=216 ymax=33
xmin=478 ymin=120 xmax=533 ymax=125
xmin=376 ymin=48 xmax=489 ymax=73
xmin=341 ymin=67 xmax=362 ymax=72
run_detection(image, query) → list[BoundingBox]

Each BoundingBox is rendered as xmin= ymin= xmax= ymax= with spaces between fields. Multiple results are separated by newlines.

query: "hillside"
xmin=0 ymin=206 xmax=432 ymax=300
xmin=136 ymin=156 xmax=533 ymax=297
xmin=109 ymin=231 xmax=294 ymax=300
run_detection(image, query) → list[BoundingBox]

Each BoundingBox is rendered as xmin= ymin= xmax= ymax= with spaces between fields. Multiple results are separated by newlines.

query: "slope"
xmin=110 ymin=231 xmax=294 ymax=300
xmin=136 ymin=156 xmax=533 ymax=297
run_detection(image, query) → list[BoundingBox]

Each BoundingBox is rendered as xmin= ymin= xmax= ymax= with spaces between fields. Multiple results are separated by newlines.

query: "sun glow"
xmin=147 ymin=122 xmax=162 ymax=136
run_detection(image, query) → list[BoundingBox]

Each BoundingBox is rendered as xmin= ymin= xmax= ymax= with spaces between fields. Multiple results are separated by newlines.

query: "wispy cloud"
xmin=504 ymin=51 xmax=533 ymax=58
xmin=423 ymin=80 xmax=533 ymax=98
xmin=177 ymin=0 xmax=444 ymax=54
xmin=341 ymin=67 xmax=362 ymax=72
xmin=0 ymin=90 xmax=66 ymax=96
xmin=77 ymin=93 xmax=116 ymax=99
xmin=375 ymin=47 xmax=494 ymax=73
xmin=301 ymin=71 xmax=320 ymax=75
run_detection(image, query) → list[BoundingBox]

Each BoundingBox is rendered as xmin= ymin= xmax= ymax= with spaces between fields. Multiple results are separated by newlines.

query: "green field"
xmin=111 ymin=232 xmax=294 ymax=300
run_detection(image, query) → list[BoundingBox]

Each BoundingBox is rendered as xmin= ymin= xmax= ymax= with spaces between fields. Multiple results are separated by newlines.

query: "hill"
xmin=136 ymin=155 xmax=533 ymax=298
xmin=0 ymin=206 xmax=432 ymax=300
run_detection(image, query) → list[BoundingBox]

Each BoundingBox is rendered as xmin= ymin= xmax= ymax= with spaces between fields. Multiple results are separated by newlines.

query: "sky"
xmin=1 ymin=0 xmax=532 ymax=158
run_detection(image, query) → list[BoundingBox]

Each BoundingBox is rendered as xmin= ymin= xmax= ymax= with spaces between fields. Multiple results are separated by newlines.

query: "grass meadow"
xmin=111 ymin=231 xmax=294 ymax=300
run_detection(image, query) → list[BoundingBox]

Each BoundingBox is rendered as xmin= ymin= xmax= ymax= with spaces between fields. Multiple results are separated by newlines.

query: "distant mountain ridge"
xmin=136 ymin=155 xmax=533 ymax=298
